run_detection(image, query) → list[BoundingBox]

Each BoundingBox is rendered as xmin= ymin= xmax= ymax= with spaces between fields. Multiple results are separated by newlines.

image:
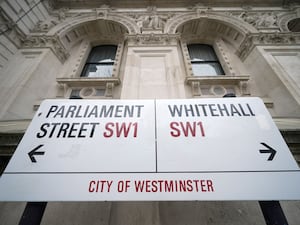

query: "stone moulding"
xmin=185 ymin=75 xmax=250 ymax=97
xmin=56 ymin=77 xmax=121 ymax=98
xmin=56 ymin=77 xmax=121 ymax=87
xmin=185 ymin=75 xmax=250 ymax=85
xmin=125 ymin=33 xmax=180 ymax=46
xmin=21 ymin=35 xmax=70 ymax=63
xmin=16 ymin=5 xmax=300 ymax=66
xmin=236 ymin=32 xmax=300 ymax=61
xmin=50 ymin=13 xmax=138 ymax=37
xmin=164 ymin=11 xmax=257 ymax=35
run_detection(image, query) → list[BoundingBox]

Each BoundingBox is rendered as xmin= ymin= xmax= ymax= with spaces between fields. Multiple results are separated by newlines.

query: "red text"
xmin=103 ymin=122 xmax=138 ymax=138
xmin=170 ymin=121 xmax=205 ymax=137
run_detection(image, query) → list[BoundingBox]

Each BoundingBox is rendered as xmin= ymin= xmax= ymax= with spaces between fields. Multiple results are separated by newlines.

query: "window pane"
xmin=70 ymin=89 xmax=80 ymax=99
xmin=192 ymin=63 xmax=224 ymax=76
xmin=188 ymin=44 xmax=218 ymax=61
xmin=87 ymin=45 xmax=117 ymax=63
xmin=81 ymin=45 xmax=117 ymax=77
xmin=82 ymin=64 xmax=113 ymax=77
xmin=187 ymin=44 xmax=224 ymax=76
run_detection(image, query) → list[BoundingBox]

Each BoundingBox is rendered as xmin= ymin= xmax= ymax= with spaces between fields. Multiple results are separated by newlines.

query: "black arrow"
xmin=28 ymin=144 xmax=45 ymax=163
xmin=259 ymin=142 xmax=276 ymax=161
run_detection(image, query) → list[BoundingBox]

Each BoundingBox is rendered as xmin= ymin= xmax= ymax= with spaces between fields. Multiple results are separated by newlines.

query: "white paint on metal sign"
xmin=155 ymin=98 xmax=298 ymax=172
xmin=0 ymin=97 xmax=299 ymax=201
xmin=5 ymin=100 xmax=156 ymax=173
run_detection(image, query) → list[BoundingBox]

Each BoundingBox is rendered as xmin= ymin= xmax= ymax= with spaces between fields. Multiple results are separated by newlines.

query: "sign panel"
xmin=4 ymin=99 xmax=156 ymax=173
xmin=0 ymin=97 xmax=299 ymax=201
xmin=155 ymin=98 xmax=299 ymax=172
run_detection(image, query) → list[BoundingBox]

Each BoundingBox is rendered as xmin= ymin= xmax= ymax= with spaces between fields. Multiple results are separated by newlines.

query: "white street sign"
xmin=4 ymin=100 xmax=156 ymax=173
xmin=0 ymin=97 xmax=299 ymax=201
xmin=155 ymin=98 xmax=299 ymax=172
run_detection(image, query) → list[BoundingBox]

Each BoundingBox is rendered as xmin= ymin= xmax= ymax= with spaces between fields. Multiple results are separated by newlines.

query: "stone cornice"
xmin=49 ymin=0 xmax=298 ymax=9
xmin=236 ymin=32 xmax=300 ymax=61
xmin=185 ymin=75 xmax=250 ymax=85
xmin=56 ymin=77 xmax=120 ymax=98
xmin=56 ymin=77 xmax=121 ymax=87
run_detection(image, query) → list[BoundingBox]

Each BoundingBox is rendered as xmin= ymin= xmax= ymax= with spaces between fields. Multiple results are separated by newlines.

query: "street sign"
xmin=155 ymin=98 xmax=298 ymax=172
xmin=0 ymin=97 xmax=299 ymax=201
xmin=4 ymin=100 xmax=156 ymax=173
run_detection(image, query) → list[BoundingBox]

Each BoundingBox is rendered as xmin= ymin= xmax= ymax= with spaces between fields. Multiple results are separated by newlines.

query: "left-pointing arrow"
xmin=28 ymin=144 xmax=45 ymax=163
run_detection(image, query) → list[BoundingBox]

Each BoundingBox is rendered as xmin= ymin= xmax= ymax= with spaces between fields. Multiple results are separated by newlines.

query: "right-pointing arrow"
xmin=259 ymin=142 xmax=277 ymax=161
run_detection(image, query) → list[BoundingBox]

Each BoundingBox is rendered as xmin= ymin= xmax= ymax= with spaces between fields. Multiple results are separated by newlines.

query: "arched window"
xmin=81 ymin=45 xmax=117 ymax=77
xmin=187 ymin=44 xmax=224 ymax=76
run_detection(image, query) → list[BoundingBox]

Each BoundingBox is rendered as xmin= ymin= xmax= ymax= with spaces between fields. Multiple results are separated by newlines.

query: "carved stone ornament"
xmin=136 ymin=14 xmax=164 ymax=31
xmin=43 ymin=6 xmax=300 ymax=40
xmin=31 ymin=19 xmax=58 ymax=32
xmin=233 ymin=11 xmax=279 ymax=29
xmin=126 ymin=33 xmax=180 ymax=46
xmin=237 ymin=32 xmax=300 ymax=61
xmin=57 ymin=8 xmax=68 ymax=21
xmin=134 ymin=10 xmax=169 ymax=34
xmin=105 ymin=82 xmax=115 ymax=98
xmin=95 ymin=5 xmax=113 ymax=19
xmin=20 ymin=6 xmax=300 ymax=64
xmin=193 ymin=3 xmax=211 ymax=16
xmin=21 ymin=35 xmax=69 ymax=62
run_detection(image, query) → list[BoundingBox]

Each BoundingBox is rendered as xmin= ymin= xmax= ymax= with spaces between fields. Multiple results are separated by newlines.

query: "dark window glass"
xmin=287 ymin=18 xmax=300 ymax=32
xmin=81 ymin=45 xmax=117 ymax=77
xmin=187 ymin=44 xmax=224 ymax=76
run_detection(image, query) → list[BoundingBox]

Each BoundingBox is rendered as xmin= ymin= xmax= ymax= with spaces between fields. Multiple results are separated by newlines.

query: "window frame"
xmin=80 ymin=45 xmax=118 ymax=78
xmin=56 ymin=41 xmax=123 ymax=99
xmin=187 ymin=44 xmax=225 ymax=76
xmin=181 ymin=40 xmax=250 ymax=97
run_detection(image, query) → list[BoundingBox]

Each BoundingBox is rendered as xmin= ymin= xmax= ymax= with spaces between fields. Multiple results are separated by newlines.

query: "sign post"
xmin=0 ymin=97 xmax=299 ymax=201
xmin=259 ymin=201 xmax=288 ymax=225
xmin=222 ymin=95 xmax=289 ymax=225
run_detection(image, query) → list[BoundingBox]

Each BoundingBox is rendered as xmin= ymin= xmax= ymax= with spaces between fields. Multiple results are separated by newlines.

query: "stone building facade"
xmin=0 ymin=0 xmax=300 ymax=224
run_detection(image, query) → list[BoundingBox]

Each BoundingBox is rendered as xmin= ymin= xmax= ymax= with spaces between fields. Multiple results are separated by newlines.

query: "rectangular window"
xmin=188 ymin=44 xmax=224 ymax=76
xmin=81 ymin=45 xmax=117 ymax=78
